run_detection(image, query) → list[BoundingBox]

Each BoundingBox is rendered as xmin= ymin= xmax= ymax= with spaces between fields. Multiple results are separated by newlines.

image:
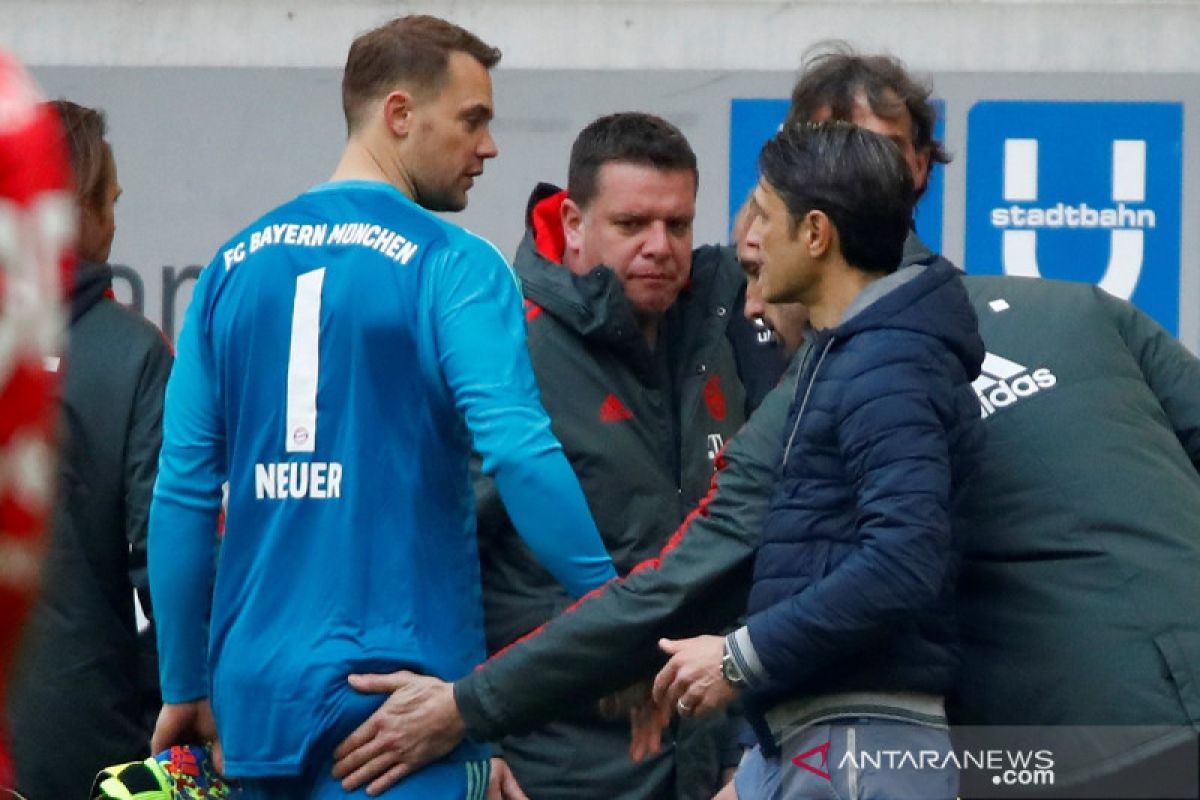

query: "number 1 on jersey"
xmin=287 ymin=267 xmax=325 ymax=453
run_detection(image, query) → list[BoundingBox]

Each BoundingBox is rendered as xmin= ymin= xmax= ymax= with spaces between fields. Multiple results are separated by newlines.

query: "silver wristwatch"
xmin=721 ymin=641 xmax=749 ymax=688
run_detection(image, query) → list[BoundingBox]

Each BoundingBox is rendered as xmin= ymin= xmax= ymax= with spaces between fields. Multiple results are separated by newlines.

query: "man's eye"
xmin=462 ymin=115 xmax=490 ymax=132
xmin=668 ymin=221 xmax=692 ymax=236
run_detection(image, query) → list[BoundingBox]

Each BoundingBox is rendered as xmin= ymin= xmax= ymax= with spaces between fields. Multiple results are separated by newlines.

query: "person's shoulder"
xmin=964 ymin=273 xmax=1133 ymax=336
xmin=68 ymin=302 xmax=172 ymax=387
xmin=443 ymin=224 xmax=508 ymax=264
xmin=438 ymin=225 xmax=519 ymax=289
xmin=201 ymin=193 xmax=308 ymax=272
xmin=834 ymin=316 xmax=961 ymax=403
xmin=963 ymin=273 xmax=1096 ymax=307
xmin=83 ymin=300 xmax=172 ymax=354
xmin=228 ymin=191 xmax=310 ymax=244
xmin=841 ymin=324 xmax=930 ymax=368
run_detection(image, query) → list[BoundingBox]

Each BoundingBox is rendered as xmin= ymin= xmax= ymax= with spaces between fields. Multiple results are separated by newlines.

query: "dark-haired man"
xmin=785 ymin=45 xmax=948 ymax=206
xmin=657 ymin=121 xmax=984 ymax=800
xmin=780 ymin=47 xmax=1200 ymax=797
xmin=482 ymin=112 xmax=749 ymax=799
xmin=148 ymin=15 xmax=616 ymax=799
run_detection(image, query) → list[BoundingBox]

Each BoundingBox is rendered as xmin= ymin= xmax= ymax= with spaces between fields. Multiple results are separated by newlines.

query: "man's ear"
xmin=382 ymin=90 xmax=415 ymax=138
xmin=913 ymin=148 xmax=932 ymax=197
xmin=561 ymin=196 xmax=585 ymax=257
xmin=806 ymin=210 xmax=837 ymax=259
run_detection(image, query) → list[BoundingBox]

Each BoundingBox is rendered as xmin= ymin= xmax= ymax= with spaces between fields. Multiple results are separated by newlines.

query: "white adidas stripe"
xmin=973 ymin=351 xmax=1028 ymax=392
xmin=464 ymin=759 xmax=489 ymax=800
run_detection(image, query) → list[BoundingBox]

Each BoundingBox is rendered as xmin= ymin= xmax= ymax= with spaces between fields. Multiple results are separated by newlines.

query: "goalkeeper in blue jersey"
xmin=146 ymin=15 xmax=617 ymax=800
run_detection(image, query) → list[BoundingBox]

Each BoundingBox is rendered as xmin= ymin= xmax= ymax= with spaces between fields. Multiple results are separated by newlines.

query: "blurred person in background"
xmin=7 ymin=99 xmax=172 ymax=800
xmin=731 ymin=196 xmax=808 ymax=359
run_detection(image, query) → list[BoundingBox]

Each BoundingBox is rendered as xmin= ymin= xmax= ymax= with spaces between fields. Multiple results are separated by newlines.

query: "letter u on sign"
xmin=1001 ymin=139 xmax=1146 ymax=300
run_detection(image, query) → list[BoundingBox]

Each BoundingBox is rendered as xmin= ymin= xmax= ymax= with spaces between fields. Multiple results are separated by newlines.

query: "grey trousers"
xmin=733 ymin=719 xmax=958 ymax=800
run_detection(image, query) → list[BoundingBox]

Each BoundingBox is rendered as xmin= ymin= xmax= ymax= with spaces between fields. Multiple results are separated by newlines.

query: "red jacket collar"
xmin=530 ymin=189 xmax=568 ymax=265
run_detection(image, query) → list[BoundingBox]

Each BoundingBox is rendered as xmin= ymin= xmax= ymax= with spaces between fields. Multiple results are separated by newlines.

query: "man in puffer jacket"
xmin=652 ymin=122 xmax=985 ymax=800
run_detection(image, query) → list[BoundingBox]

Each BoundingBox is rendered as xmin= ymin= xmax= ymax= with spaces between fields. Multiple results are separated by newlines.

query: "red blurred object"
xmin=0 ymin=49 xmax=73 ymax=787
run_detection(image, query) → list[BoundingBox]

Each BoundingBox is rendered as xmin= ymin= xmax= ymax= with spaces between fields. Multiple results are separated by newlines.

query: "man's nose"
xmin=478 ymin=130 xmax=499 ymax=159
xmin=641 ymin=221 xmax=671 ymax=258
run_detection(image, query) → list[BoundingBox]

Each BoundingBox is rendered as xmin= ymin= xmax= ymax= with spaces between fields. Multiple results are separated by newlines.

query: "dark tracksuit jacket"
xmin=458 ymin=237 xmax=1200 ymax=786
xmin=7 ymin=261 xmax=173 ymax=800
xmin=475 ymin=185 xmax=750 ymax=799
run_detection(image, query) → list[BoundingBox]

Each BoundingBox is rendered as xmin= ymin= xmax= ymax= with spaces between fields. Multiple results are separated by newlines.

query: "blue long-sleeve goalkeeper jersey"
xmin=149 ymin=180 xmax=616 ymax=776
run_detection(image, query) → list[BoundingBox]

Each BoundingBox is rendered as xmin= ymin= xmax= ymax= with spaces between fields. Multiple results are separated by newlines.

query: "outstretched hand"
xmin=600 ymin=679 xmax=672 ymax=763
xmin=332 ymin=671 xmax=465 ymax=796
xmin=628 ymin=692 xmax=672 ymax=763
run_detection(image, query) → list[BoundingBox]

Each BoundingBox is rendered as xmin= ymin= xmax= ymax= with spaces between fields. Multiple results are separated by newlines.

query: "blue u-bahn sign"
xmin=965 ymin=101 xmax=1183 ymax=332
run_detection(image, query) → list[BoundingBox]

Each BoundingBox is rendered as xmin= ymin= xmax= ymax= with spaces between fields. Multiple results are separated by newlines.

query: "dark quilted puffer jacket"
xmin=743 ymin=260 xmax=986 ymax=717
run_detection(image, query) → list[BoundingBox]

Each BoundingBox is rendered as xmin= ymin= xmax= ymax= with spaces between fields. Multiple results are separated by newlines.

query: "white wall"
xmin=5 ymin=0 xmax=1200 ymax=73
xmin=10 ymin=1 xmax=1200 ymax=349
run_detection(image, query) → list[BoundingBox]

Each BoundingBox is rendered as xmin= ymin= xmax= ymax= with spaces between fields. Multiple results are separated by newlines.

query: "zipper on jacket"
xmin=775 ymin=343 xmax=815 ymax=469
xmin=783 ymin=337 xmax=835 ymax=464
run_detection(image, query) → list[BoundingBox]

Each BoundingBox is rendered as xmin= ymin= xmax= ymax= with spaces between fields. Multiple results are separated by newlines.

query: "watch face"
xmin=721 ymin=652 xmax=744 ymax=686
